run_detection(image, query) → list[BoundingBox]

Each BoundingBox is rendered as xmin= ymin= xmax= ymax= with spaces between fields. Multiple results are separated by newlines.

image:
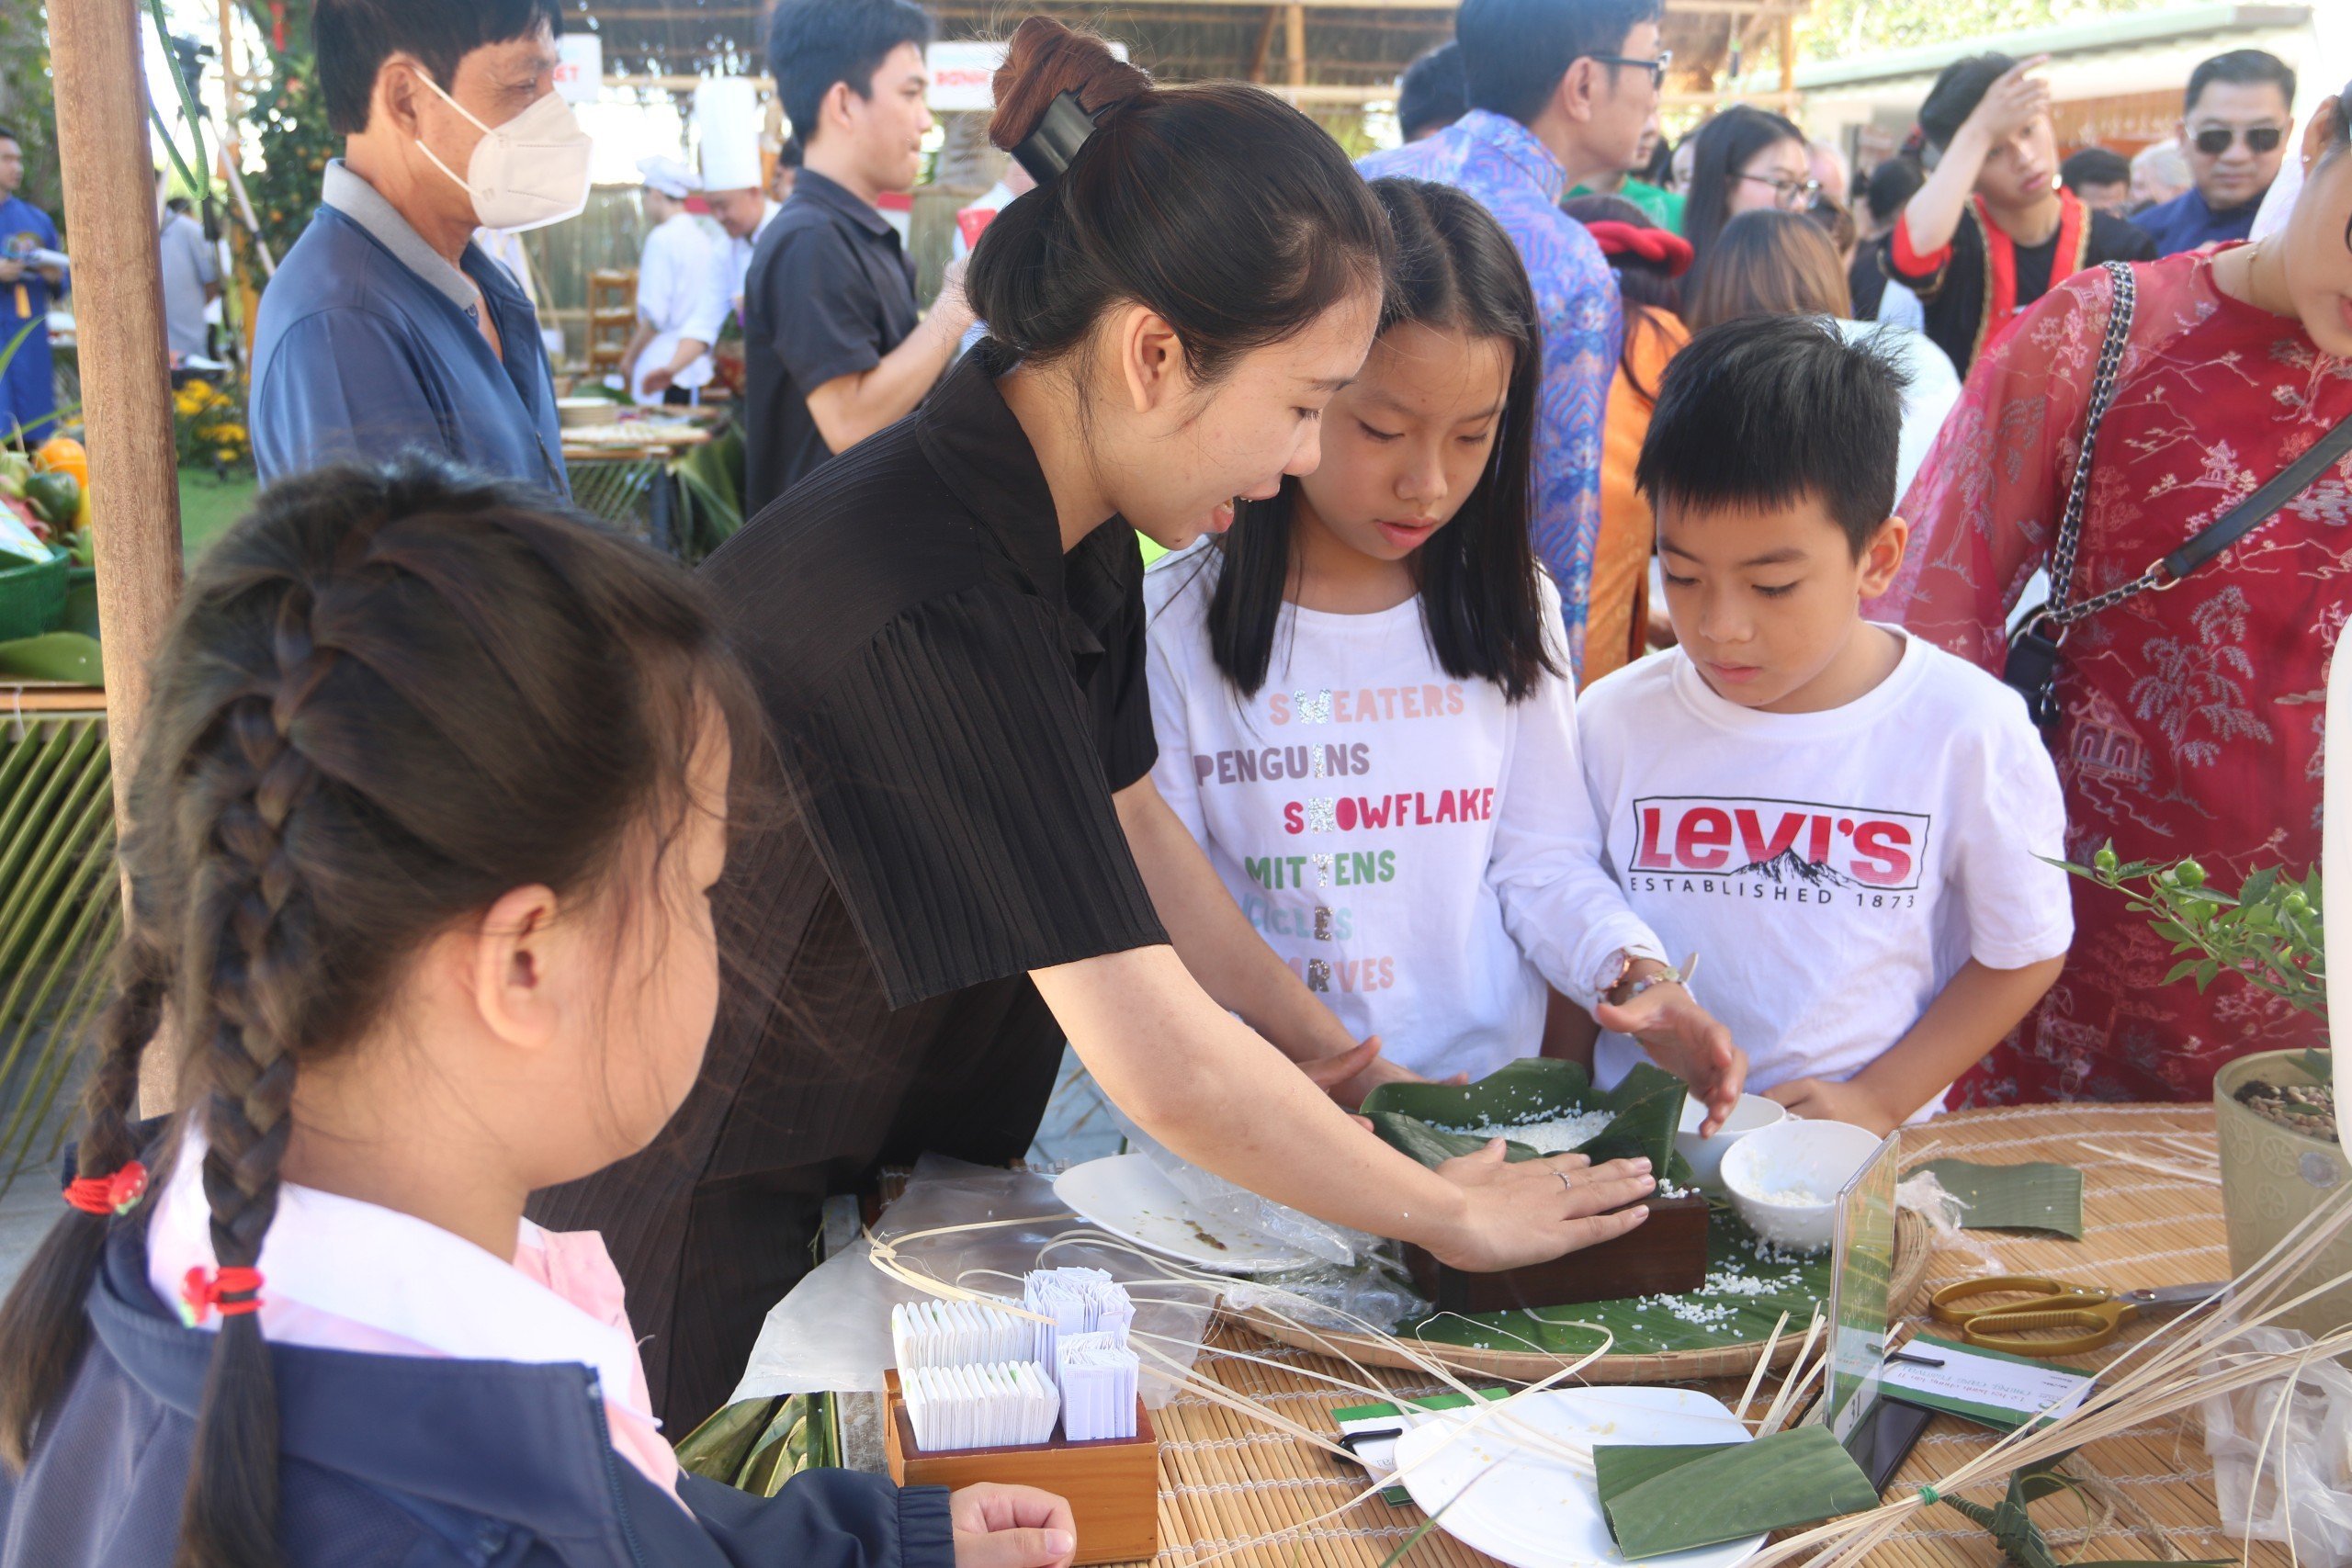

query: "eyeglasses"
xmin=2191 ymin=124 xmax=2285 ymax=156
xmin=1737 ymin=172 xmax=1823 ymax=208
xmin=1587 ymin=49 xmax=1672 ymax=89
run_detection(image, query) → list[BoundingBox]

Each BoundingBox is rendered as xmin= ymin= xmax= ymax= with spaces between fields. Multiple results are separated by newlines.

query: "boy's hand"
xmin=1303 ymin=1038 xmax=1468 ymax=1110
xmin=1763 ymin=1077 xmax=1901 ymax=1136
xmin=1962 ymin=56 xmax=2052 ymax=145
xmin=950 ymin=1483 xmax=1078 ymax=1568
xmin=1595 ymin=974 xmax=1746 ymax=1134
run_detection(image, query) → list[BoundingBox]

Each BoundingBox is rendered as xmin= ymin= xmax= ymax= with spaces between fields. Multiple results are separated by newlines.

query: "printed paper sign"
xmin=1878 ymin=1335 xmax=2095 ymax=1431
xmin=554 ymin=34 xmax=602 ymax=103
xmin=925 ymin=38 xmax=1132 ymax=112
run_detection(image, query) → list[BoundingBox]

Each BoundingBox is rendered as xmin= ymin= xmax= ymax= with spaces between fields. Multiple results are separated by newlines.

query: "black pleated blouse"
xmin=716 ymin=344 xmax=1170 ymax=999
xmin=534 ymin=343 xmax=1171 ymax=1429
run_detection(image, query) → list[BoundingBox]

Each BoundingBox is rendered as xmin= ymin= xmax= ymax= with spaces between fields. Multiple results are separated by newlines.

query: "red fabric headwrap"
xmin=1583 ymin=220 xmax=1695 ymax=278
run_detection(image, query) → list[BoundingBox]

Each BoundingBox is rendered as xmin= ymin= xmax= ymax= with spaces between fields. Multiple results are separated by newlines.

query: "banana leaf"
xmin=673 ymin=1394 xmax=781 ymax=1483
xmin=1400 ymin=1199 xmax=1828 ymax=1355
xmin=740 ymin=1392 xmax=838 ymax=1496
xmin=1595 ymin=1427 xmax=1880 ymax=1560
xmin=738 ymin=1402 xmax=805 ymax=1496
xmin=0 ymin=715 xmax=119 ymax=1193
xmin=1904 ymin=1158 xmax=2084 ymax=1239
xmin=1363 ymin=1058 xmax=1690 ymax=1178
xmin=672 ymin=426 xmax=746 ymax=564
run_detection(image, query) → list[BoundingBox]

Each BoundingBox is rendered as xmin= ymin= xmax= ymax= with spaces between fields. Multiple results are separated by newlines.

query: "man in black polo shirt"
xmin=744 ymin=0 xmax=975 ymax=511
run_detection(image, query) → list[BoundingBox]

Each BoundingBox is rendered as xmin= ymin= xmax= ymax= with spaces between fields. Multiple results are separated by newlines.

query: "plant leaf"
xmin=673 ymin=1395 xmax=780 ymax=1484
xmin=1596 ymin=1427 xmax=1879 ymax=1560
xmin=1902 ymin=1158 xmax=2084 ymax=1238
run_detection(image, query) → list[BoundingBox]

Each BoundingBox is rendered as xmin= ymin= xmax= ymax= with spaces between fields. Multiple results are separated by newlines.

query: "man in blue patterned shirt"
xmin=1362 ymin=0 xmax=1664 ymax=677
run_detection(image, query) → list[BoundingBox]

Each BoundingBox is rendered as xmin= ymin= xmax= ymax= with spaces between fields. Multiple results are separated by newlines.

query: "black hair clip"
xmin=1012 ymin=90 xmax=1103 ymax=184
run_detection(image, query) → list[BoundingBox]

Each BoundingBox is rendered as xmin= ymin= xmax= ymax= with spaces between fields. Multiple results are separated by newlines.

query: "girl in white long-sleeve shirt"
xmin=1144 ymin=177 xmax=1745 ymax=1119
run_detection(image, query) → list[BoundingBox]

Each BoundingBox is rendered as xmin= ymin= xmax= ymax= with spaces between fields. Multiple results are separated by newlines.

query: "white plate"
xmin=1393 ymin=1387 xmax=1767 ymax=1568
xmin=1051 ymin=1154 xmax=1321 ymax=1275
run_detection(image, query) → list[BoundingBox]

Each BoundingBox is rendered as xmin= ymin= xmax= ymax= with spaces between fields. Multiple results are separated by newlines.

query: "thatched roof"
xmin=567 ymin=0 xmax=1800 ymax=100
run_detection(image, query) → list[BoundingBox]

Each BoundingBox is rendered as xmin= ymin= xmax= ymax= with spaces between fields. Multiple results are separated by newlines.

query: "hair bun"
xmin=988 ymin=17 xmax=1152 ymax=156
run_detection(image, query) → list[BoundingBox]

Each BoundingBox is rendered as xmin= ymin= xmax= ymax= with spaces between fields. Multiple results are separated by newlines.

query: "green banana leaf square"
xmin=1594 ymin=1426 xmax=1880 ymax=1560
xmin=1363 ymin=1058 xmax=1690 ymax=1178
xmin=1903 ymin=1158 xmax=2085 ymax=1239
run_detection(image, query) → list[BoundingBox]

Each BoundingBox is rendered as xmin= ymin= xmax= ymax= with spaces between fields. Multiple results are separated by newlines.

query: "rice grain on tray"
xmin=1451 ymin=1110 xmax=1617 ymax=1152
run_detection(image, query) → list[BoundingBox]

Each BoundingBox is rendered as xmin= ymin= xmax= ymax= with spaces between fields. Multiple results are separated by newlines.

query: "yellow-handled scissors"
xmin=1928 ymin=1275 xmax=2224 ymax=1357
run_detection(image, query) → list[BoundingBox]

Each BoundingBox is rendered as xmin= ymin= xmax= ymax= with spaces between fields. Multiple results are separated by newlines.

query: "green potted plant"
xmin=2064 ymin=847 xmax=2341 ymax=1336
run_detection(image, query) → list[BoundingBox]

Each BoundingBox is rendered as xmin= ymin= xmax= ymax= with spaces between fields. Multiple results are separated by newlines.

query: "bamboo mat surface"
xmin=1131 ymin=1102 xmax=2278 ymax=1568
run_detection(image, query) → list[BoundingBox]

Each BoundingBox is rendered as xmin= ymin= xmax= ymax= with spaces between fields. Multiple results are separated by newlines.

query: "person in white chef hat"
xmin=624 ymin=153 xmax=718 ymax=404
xmin=695 ymin=78 xmax=779 ymax=330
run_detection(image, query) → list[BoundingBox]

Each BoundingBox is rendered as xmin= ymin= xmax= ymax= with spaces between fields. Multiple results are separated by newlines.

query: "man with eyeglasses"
xmin=1880 ymin=52 xmax=2154 ymax=377
xmin=1360 ymin=0 xmax=1667 ymax=680
xmin=2131 ymin=50 xmax=2295 ymax=257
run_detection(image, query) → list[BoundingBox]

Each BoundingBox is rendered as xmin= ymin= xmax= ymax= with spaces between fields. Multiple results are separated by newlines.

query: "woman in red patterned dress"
xmin=1872 ymin=80 xmax=2352 ymax=1106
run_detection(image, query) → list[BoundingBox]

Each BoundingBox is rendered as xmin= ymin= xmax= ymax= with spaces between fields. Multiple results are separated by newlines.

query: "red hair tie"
xmin=180 ymin=1265 xmax=266 ymax=1325
xmin=62 ymin=1159 xmax=148 ymax=1217
xmin=1583 ymin=220 xmax=1695 ymax=278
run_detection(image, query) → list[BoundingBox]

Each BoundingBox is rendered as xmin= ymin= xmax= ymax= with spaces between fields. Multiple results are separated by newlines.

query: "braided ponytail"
xmin=0 ymin=457 xmax=763 ymax=1568
xmin=175 ymin=589 xmax=341 ymax=1566
xmin=0 ymin=939 xmax=165 ymax=1467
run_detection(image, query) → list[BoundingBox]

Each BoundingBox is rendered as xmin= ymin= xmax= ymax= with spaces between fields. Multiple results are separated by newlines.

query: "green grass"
xmin=177 ymin=468 xmax=257 ymax=562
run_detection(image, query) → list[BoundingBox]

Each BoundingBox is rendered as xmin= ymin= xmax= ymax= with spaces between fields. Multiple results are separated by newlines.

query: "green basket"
xmin=0 ymin=548 xmax=68 ymax=642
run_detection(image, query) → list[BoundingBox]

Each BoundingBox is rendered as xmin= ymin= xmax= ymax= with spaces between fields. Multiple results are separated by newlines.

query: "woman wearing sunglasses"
xmin=1872 ymin=76 xmax=2352 ymax=1112
xmin=1878 ymin=52 xmax=2154 ymax=376
xmin=2132 ymin=49 xmax=2298 ymax=257
xmin=1679 ymin=106 xmax=1815 ymax=284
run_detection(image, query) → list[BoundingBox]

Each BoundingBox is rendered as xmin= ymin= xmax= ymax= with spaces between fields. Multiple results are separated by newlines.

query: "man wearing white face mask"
xmin=251 ymin=0 xmax=586 ymax=492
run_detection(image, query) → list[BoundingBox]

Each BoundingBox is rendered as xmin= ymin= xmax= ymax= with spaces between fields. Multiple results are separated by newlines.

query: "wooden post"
xmin=1285 ymin=4 xmax=1306 ymax=88
xmin=52 ymin=0 xmax=187 ymax=1113
xmin=1778 ymin=14 xmax=1796 ymax=96
xmin=219 ymin=0 xmax=243 ymax=135
xmin=1247 ymin=6 xmax=1279 ymax=83
xmin=51 ymin=0 xmax=183 ymax=773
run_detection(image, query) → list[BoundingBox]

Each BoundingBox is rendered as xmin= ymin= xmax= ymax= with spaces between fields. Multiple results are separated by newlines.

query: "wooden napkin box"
xmin=1404 ymin=1190 xmax=1711 ymax=1313
xmin=882 ymin=1371 xmax=1159 ymax=1566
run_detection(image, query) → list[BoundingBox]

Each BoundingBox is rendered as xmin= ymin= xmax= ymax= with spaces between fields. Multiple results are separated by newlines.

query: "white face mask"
xmin=413 ymin=72 xmax=593 ymax=232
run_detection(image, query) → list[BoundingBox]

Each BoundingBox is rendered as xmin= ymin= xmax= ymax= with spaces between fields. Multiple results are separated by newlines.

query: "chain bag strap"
xmin=2004 ymin=261 xmax=2352 ymax=728
xmin=2003 ymin=262 xmax=2137 ymax=726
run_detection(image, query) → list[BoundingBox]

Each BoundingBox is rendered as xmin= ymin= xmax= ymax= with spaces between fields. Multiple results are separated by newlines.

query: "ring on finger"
xmin=1555 ymin=1168 xmax=1575 ymax=1195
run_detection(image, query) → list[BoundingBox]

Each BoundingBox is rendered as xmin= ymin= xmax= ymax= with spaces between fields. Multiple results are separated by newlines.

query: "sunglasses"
xmin=2191 ymin=124 xmax=2285 ymax=156
xmin=1587 ymin=49 xmax=1672 ymax=89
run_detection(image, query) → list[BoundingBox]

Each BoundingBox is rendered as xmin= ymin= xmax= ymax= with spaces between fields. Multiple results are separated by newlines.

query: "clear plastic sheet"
xmin=1219 ymin=1255 xmax=1431 ymax=1333
xmin=2202 ymin=1325 xmax=2352 ymax=1565
xmin=1111 ymin=1107 xmax=1384 ymax=1269
xmin=729 ymin=1155 xmax=1215 ymax=1408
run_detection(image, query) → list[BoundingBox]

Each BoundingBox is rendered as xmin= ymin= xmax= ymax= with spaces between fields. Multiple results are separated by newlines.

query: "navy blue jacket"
xmin=2130 ymin=185 xmax=2264 ymax=257
xmin=0 ymin=1221 xmax=953 ymax=1567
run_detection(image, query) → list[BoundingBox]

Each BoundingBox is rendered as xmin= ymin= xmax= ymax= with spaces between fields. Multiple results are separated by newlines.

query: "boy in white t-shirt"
xmin=1577 ymin=315 xmax=2071 ymax=1131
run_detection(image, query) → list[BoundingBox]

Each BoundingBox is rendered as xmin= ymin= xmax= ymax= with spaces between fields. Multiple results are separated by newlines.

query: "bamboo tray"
xmin=1228 ymin=1207 xmax=1933 ymax=1382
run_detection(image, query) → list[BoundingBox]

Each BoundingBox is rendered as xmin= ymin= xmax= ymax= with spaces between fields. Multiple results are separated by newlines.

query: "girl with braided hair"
xmin=0 ymin=458 xmax=1074 ymax=1568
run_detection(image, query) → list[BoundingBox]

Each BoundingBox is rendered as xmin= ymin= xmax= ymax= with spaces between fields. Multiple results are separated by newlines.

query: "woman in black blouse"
xmin=540 ymin=17 xmax=1738 ymax=1429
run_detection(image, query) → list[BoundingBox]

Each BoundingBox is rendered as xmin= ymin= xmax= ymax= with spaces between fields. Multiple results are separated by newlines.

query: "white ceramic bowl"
xmin=1719 ymin=1119 xmax=1886 ymax=1251
xmin=1674 ymin=1093 xmax=1790 ymax=1190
